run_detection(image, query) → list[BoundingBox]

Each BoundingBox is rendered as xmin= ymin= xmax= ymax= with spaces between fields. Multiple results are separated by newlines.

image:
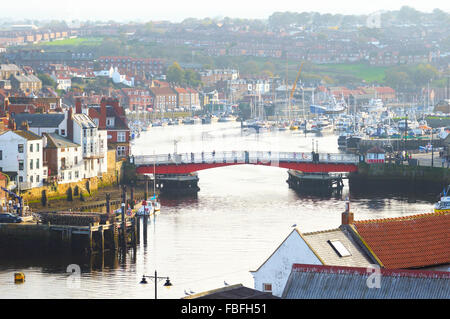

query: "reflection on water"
xmin=0 ymin=123 xmax=436 ymax=298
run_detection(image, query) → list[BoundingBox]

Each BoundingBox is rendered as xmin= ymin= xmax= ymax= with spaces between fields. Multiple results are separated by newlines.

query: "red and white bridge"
xmin=133 ymin=151 xmax=360 ymax=175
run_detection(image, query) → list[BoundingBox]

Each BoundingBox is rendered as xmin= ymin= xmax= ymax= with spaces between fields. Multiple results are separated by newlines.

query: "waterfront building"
xmin=250 ymin=224 xmax=373 ymax=297
xmin=43 ymin=132 xmax=83 ymax=184
xmin=149 ymin=86 xmax=177 ymax=112
xmin=67 ymin=106 xmax=107 ymax=179
xmin=365 ymin=146 xmax=386 ymax=164
xmin=0 ymin=129 xmax=45 ymax=190
xmin=282 ymin=264 xmax=449 ymax=299
xmin=252 ymin=205 xmax=450 ymax=297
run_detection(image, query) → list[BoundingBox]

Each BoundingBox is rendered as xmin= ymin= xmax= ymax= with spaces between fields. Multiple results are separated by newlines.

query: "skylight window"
xmin=328 ymin=240 xmax=352 ymax=257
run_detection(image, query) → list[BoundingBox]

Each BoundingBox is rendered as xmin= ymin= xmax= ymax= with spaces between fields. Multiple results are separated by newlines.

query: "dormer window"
xmin=106 ymin=117 xmax=115 ymax=127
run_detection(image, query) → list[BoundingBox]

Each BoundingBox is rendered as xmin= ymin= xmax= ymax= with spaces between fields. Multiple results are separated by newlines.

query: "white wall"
xmin=251 ymin=229 xmax=323 ymax=297
xmin=57 ymin=146 xmax=83 ymax=184
xmin=0 ymin=131 xmax=44 ymax=189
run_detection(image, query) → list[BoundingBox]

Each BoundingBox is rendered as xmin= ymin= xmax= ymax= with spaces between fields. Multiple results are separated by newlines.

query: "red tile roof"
xmin=353 ymin=212 xmax=450 ymax=269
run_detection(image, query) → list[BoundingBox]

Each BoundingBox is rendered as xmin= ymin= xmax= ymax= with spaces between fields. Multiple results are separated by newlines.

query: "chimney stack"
xmin=341 ymin=198 xmax=354 ymax=225
xmin=75 ymin=98 xmax=82 ymax=114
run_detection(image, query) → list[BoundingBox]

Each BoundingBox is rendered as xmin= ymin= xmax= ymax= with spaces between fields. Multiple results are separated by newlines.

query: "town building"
xmin=120 ymin=88 xmax=153 ymax=111
xmin=0 ymin=64 xmax=21 ymax=80
xmin=149 ymin=86 xmax=177 ymax=112
xmin=67 ymin=106 xmax=108 ymax=179
xmin=282 ymin=264 xmax=450 ymax=299
xmin=251 ymin=203 xmax=449 ymax=297
xmin=97 ymin=56 xmax=164 ymax=76
xmin=43 ymin=133 xmax=83 ymax=184
xmin=11 ymin=113 xmax=67 ymax=137
xmin=10 ymin=74 xmax=42 ymax=94
xmin=82 ymin=98 xmax=131 ymax=160
xmin=0 ymin=129 xmax=45 ymax=190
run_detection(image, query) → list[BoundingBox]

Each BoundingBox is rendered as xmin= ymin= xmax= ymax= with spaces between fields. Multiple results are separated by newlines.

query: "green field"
xmin=313 ymin=63 xmax=388 ymax=83
xmin=39 ymin=37 xmax=104 ymax=47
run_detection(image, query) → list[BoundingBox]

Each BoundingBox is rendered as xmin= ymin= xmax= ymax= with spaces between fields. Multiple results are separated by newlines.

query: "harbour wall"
xmin=349 ymin=162 xmax=450 ymax=196
xmin=358 ymin=138 xmax=444 ymax=153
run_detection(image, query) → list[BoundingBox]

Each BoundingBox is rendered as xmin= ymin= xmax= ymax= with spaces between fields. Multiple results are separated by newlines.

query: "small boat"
xmin=136 ymin=200 xmax=155 ymax=216
xmin=434 ymin=186 xmax=450 ymax=213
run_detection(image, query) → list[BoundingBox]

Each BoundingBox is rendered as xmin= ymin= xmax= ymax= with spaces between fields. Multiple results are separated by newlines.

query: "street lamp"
xmin=140 ymin=270 xmax=173 ymax=299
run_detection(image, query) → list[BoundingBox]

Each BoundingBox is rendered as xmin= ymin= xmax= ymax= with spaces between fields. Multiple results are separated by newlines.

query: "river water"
xmin=0 ymin=122 xmax=435 ymax=299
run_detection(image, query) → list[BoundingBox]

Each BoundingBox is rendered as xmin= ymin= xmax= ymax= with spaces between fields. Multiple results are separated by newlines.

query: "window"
xmin=117 ymin=146 xmax=126 ymax=157
xmin=18 ymin=144 xmax=24 ymax=153
xmin=36 ymin=175 xmax=39 ymax=183
xmin=117 ymin=131 xmax=126 ymax=142
xmin=328 ymin=240 xmax=352 ymax=257
xmin=0 ymin=150 xmax=2 ymax=160
xmin=90 ymin=144 xmax=93 ymax=153
xmin=68 ymin=171 xmax=72 ymax=180
xmin=36 ymin=159 xmax=39 ymax=169
xmin=30 ymin=144 xmax=33 ymax=152
xmin=30 ymin=175 xmax=33 ymax=183
xmin=60 ymin=129 xmax=66 ymax=136
xmin=263 ymin=283 xmax=272 ymax=292
xmin=36 ymin=143 xmax=39 ymax=152
xmin=75 ymin=156 xmax=78 ymax=165
xmin=83 ymin=129 xmax=86 ymax=137
xmin=19 ymin=176 xmax=23 ymax=182
xmin=60 ymin=172 xmax=64 ymax=180
xmin=30 ymin=159 xmax=33 ymax=170
xmin=75 ymin=171 xmax=79 ymax=178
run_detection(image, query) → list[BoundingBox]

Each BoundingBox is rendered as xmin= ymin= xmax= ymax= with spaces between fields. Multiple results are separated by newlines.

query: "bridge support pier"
xmin=156 ymin=173 xmax=200 ymax=197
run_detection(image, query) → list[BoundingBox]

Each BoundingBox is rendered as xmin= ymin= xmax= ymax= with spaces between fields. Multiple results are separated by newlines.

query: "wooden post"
xmin=136 ymin=216 xmax=140 ymax=245
xmin=143 ymin=216 xmax=148 ymax=244
xmin=106 ymin=193 xmax=111 ymax=215
xmin=144 ymin=176 xmax=148 ymax=200
xmin=88 ymin=224 xmax=93 ymax=254
xmin=130 ymin=186 xmax=134 ymax=209
xmin=99 ymin=226 xmax=104 ymax=252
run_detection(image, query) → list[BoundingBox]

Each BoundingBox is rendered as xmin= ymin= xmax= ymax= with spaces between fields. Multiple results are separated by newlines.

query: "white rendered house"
xmin=0 ymin=130 xmax=45 ymax=189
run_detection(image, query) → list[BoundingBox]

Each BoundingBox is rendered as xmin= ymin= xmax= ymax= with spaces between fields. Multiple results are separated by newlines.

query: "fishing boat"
xmin=310 ymin=94 xmax=347 ymax=115
xmin=434 ymin=186 xmax=450 ymax=213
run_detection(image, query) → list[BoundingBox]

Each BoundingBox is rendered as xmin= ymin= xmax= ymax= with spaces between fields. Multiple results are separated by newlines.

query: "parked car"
xmin=0 ymin=213 xmax=22 ymax=223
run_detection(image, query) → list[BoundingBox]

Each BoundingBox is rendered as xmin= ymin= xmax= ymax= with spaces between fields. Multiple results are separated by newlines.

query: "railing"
xmin=133 ymin=151 xmax=359 ymax=166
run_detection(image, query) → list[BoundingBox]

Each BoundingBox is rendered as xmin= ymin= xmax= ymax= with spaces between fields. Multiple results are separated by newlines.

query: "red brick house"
xmin=76 ymin=97 xmax=130 ymax=159
xmin=121 ymin=88 xmax=153 ymax=111
xmin=149 ymin=86 xmax=177 ymax=112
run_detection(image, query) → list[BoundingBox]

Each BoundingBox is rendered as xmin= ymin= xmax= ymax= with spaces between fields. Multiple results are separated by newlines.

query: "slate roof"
xmin=90 ymin=106 xmax=129 ymax=130
xmin=352 ymin=212 xmax=450 ymax=269
xmin=12 ymin=113 xmax=65 ymax=128
xmin=72 ymin=113 xmax=96 ymax=129
xmin=44 ymin=133 xmax=79 ymax=148
xmin=183 ymin=284 xmax=281 ymax=299
xmin=12 ymin=130 xmax=42 ymax=141
xmin=303 ymin=228 xmax=373 ymax=268
xmin=283 ymin=264 xmax=450 ymax=299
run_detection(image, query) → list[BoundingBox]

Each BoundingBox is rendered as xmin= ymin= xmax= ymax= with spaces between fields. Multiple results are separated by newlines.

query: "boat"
xmin=136 ymin=200 xmax=155 ymax=216
xmin=218 ymin=113 xmax=237 ymax=122
xmin=362 ymin=98 xmax=386 ymax=113
xmin=309 ymin=94 xmax=347 ymax=115
xmin=434 ymin=186 xmax=450 ymax=213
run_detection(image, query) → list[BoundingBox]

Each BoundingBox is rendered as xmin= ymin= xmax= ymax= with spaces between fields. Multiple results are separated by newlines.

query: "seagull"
xmin=224 ymin=281 xmax=229 ymax=286
xmin=184 ymin=289 xmax=190 ymax=295
xmin=292 ymin=224 xmax=297 ymax=227
xmin=189 ymin=289 xmax=195 ymax=294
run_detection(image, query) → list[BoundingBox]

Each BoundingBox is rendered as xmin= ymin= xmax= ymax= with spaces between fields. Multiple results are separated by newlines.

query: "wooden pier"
xmin=0 ymin=187 xmax=150 ymax=256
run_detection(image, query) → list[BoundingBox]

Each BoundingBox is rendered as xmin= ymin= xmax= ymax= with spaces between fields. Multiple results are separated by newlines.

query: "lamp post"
xmin=140 ymin=270 xmax=172 ymax=299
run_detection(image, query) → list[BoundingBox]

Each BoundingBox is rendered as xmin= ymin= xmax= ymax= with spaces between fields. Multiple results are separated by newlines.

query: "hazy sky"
xmin=1 ymin=0 xmax=449 ymax=22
